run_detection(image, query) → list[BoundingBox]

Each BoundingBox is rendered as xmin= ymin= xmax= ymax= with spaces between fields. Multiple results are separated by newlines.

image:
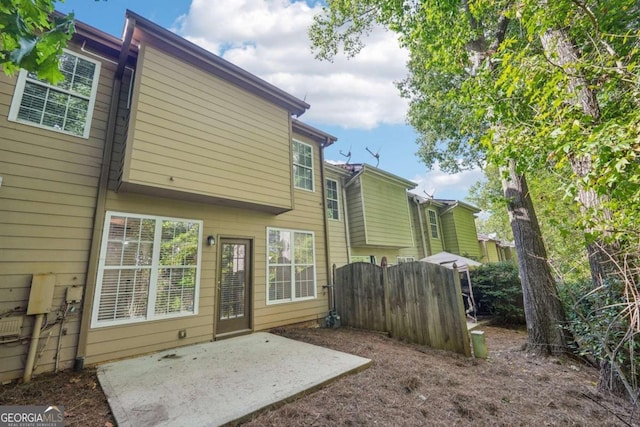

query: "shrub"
xmin=559 ymin=278 xmax=640 ymax=395
xmin=470 ymin=262 xmax=525 ymax=324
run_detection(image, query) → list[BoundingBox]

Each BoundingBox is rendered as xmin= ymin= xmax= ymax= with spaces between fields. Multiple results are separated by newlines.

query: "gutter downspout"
xmin=319 ymin=143 xmax=332 ymax=310
xmin=413 ymin=196 xmax=428 ymax=258
xmin=75 ymin=18 xmax=135 ymax=367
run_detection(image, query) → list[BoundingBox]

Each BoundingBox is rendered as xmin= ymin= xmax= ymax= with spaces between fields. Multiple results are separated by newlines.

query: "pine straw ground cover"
xmin=0 ymin=325 xmax=637 ymax=426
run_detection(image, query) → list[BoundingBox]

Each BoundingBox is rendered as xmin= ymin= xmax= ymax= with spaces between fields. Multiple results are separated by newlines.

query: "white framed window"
xmin=428 ymin=209 xmax=440 ymax=239
xmin=267 ymin=228 xmax=316 ymax=304
xmin=92 ymin=212 xmax=202 ymax=327
xmin=293 ymin=140 xmax=314 ymax=191
xmin=397 ymin=256 xmax=416 ymax=264
xmin=326 ymin=178 xmax=339 ymax=220
xmin=8 ymin=49 xmax=101 ymax=139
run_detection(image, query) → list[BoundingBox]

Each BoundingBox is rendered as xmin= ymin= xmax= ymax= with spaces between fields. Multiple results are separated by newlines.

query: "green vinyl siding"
xmin=480 ymin=240 xmax=500 ymax=263
xmin=345 ymin=178 xmax=366 ymax=246
xmin=359 ymin=173 xmax=413 ymax=247
xmin=442 ymin=206 xmax=481 ymax=260
xmin=350 ymin=248 xmax=417 ymax=265
xmin=440 ymin=211 xmax=459 ymax=254
xmin=406 ymin=200 xmax=426 ymax=259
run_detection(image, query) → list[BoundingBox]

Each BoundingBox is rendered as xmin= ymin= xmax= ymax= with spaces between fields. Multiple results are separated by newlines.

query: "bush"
xmin=559 ymin=278 xmax=640 ymax=395
xmin=470 ymin=262 xmax=525 ymax=324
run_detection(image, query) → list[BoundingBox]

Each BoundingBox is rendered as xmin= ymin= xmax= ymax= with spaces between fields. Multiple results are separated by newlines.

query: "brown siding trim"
xmin=76 ymin=21 xmax=135 ymax=362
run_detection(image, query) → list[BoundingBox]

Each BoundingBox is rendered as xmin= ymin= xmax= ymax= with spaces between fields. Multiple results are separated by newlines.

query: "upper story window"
xmin=92 ymin=212 xmax=202 ymax=327
xmin=428 ymin=209 xmax=439 ymax=239
xmin=293 ymin=140 xmax=314 ymax=191
xmin=267 ymin=228 xmax=316 ymax=304
xmin=8 ymin=50 xmax=101 ymax=139
xmin=326 ymin=179 xmax=339 ymax=220
xmin=397 ymin=256 xmax=416 ymax=264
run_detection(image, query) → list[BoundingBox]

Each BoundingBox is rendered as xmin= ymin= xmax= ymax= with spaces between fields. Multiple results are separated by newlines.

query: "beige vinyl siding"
xmin=84 ymin=134 xmax=328 ymax=365
xmin=0 ymin=44 xmax=116 ymax=382
xmin=359 ymin=173 xmax=413 ymax=247
xmin=325 ymin=170 xmax=349 ymax=268
xmin=121 ymin=45 xmax=292 ymax=212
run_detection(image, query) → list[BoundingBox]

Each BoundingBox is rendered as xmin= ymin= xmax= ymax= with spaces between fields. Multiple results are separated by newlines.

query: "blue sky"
xmin=56 ymin=0 xmax=483 ymax=201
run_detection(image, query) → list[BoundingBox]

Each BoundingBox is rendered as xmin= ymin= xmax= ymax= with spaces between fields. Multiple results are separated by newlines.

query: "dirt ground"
xmin=1 ymin=325 xmax=637 ymax=426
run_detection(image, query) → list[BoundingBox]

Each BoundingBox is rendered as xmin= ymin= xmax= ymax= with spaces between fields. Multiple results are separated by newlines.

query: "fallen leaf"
xmin=69 ymin=377 xmax=81 ymax=384
xmin=105 ymin=422 xmax=114 ymax=427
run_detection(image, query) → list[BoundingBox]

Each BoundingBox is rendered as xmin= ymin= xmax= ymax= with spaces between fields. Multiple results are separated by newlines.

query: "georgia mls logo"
xmin=44 ymin=407 xmax=61 ymax=415
xmin=0 ymin=405 xmax=64 ymax=427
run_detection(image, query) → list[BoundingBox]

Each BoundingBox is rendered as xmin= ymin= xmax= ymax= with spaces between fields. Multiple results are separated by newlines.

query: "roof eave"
xmin=292 ymin=119 xmax=337 ymax=147
xmin=125 ymin=9 xmax=309 ymax=116
xmin=361 ymin=164 xmax=417 ymax=189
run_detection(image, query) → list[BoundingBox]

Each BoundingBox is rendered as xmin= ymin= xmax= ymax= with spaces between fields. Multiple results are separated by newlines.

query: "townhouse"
xmin=0 ymin=11 xmax=497 ymax=382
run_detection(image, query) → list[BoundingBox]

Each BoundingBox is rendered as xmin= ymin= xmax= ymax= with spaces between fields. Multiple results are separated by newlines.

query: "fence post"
xmin=452 ymin=263 xmax=472 ymax=357
xmin=381 ymin=258 xmax=392 ymax=335
xmin=331 ymin=263 xmax=337 ymax=311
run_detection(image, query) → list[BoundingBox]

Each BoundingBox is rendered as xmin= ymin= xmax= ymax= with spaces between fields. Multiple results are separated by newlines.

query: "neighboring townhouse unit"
xmin=428 ymin=199 xmax=482 ymax=261
xmin=326 ymin=163 xmax=419 ymax=265
xmin=0 ymin=11 xmax=337 ymax=382
xmin=324 ymin=164 xmax=484 ymax=267
xmin=478 ymin=233 xmax=517 ymax=263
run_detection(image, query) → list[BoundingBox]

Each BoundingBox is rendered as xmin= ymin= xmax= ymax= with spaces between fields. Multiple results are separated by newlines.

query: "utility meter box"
xmin=66 ymin=286 xmax=83 ymax=303
xmin=27 ymin=274 xmax=56 ymax=315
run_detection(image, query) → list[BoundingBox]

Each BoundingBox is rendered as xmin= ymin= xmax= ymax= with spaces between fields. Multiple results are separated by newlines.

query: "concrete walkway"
xmin=97 ymin=332 xmax=371 ymax=426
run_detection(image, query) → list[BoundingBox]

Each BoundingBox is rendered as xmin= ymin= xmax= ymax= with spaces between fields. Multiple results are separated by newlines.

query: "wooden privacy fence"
xmin=334 ymin=261 xmax=471 ymax=356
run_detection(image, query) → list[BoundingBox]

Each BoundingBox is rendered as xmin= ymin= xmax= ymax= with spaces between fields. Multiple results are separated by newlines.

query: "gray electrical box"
xmin=27 ymin=274 xmax=56 ymax=315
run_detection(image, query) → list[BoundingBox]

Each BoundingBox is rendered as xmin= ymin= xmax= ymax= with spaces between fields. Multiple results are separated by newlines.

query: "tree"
xmin=469 ymin=166 xmax=589 ymax=282
xmin=1 ymin=0 xmax=75 ymax=82
xmin=310 ymin=0 xmax=640 ymax=396
xmin=310 ymin=0 xmax=571 ymax=356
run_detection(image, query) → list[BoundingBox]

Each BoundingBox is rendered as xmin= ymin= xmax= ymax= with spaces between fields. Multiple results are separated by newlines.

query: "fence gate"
xmin=334 ymin=261 xmax=471 ymax=356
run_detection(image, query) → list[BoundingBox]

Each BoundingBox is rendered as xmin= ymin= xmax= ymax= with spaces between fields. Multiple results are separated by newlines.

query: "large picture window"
xmin=326 ymin=179 xmax=339 ymax=220
xmin=293 ymin=140 xmax=314 ymax=191
xmin=267 ymin=228 xmax=316 ymax=303
xmin=8 ymin=50 xmax=100 ymax=138
xmin=92 ymin=212 xmax=202 ymax=327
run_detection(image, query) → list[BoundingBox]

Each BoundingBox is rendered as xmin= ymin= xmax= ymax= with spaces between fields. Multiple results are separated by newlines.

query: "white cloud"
xmin=409 ymin=165 xmax=485 ymax=202
xmin=174 ymin=0 xmax=409 ymax=129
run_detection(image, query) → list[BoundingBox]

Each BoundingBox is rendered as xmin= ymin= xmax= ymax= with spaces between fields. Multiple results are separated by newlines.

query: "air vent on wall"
xmin=0 ymin=316 xmax=24 ymax=338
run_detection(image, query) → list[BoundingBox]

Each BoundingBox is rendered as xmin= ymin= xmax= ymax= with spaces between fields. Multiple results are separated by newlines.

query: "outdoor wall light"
xmin=207 ymin=235 xmax=216 ymax=246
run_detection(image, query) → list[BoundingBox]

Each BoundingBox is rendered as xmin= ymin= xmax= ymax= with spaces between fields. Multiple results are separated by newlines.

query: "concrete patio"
xmin=97 ymin=332 xmax=371 ymax=426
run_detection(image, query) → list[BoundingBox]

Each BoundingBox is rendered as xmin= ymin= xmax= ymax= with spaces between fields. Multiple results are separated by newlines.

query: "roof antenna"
xmin=423 ymin=189 xmax=435 ymax=199
xmin=339 ymin=146 xmax=352 ymax=164
xmin=366 ymin=146 xmax=380 ymax=167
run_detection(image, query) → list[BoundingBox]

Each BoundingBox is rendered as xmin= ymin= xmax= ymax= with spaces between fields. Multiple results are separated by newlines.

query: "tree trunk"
xmin=502 ymin=160 xmax=570 ymax=355
xmin=540 ymin=28 xmax=625 ymax=393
